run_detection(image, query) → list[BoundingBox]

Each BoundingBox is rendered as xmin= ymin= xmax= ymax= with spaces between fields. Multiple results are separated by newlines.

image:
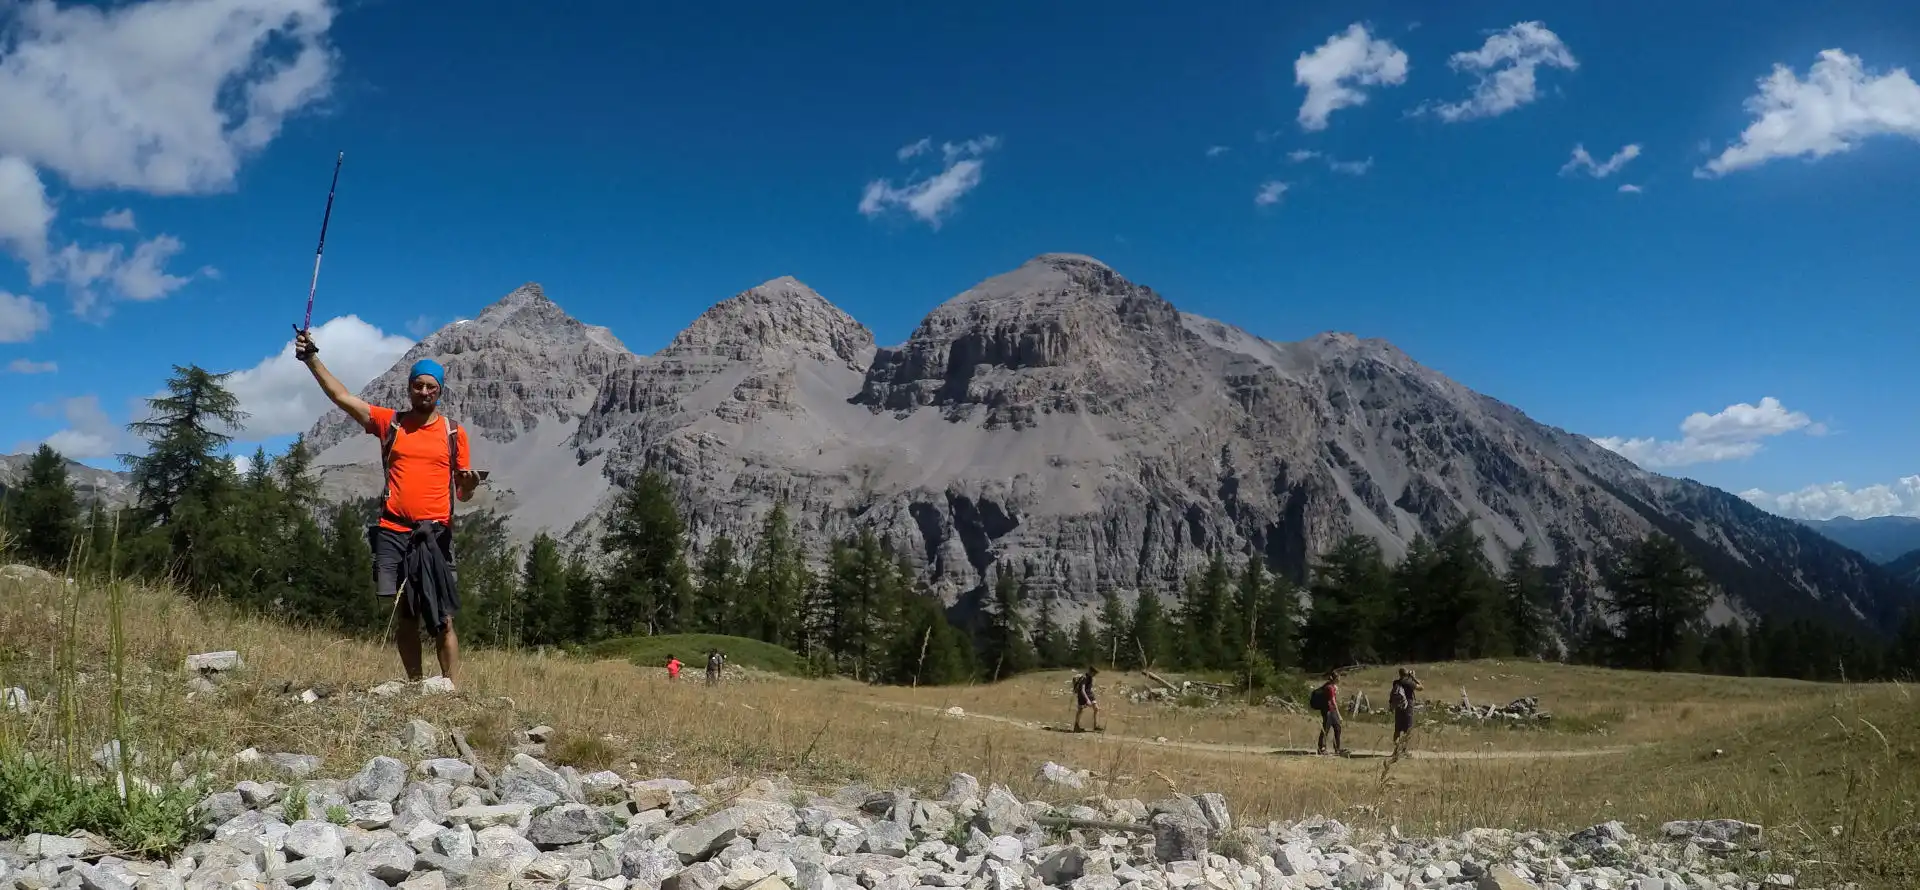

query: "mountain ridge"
xmin=289 ymin=253 xmax=1914 ymax=641
xmin=1799 ymin=515 xmax=1920 ymax=564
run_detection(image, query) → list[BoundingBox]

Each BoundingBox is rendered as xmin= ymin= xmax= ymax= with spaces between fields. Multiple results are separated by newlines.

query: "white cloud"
xmin=33 ymin=395 xmax=120 ymax=461
xmin=43 ymin=235 xmax=202 ymax=316
xmin=1284 ymin=149 xmax=1372 ymax=175
xmin=0 ymin=0 xmax=333 ymax=316
xmin=6 ymin=358 xmax=57 ymax=373
xmin=1591 ymin=396 xmax=1820 ymax=469
xmin=1254 ymin=180 xmax=1289 ymax=206
xmin=1424 ymin=21 xmax=1577 ymax=122
xmin=1698 ymin=49 xmax=1920 ymax=177
xmin=0 ymin=155 xmax=54 ymax=272
xmin=1294 ymin=23 xmax=1409 ymax=131
xmin=1740 ymin=476 xmax=1920 ymax=520
xmin=0 ymin=0 xmax=338 ymax=195
xmin=95 ymin=209 xmax=137 ymax=231
xmin=1618 ymin=183 xmax=1644 ymax=194
xmin=1205 ymin=145 xmax=1230 ymax=158
xmin=406 ymin=314 xmax=438 ymax=339
xmin=224 ymin=314 xmax=413 ymax=439
xmin=1560 ymin=143 xmax=1641 ymax=178
xmin=896 ymin=138 xmax=931 ymax=161
xmin=0 ymin=290 xmax=51 ymax=343
xmin=859 ymin=135 xmax=1000 ymax=229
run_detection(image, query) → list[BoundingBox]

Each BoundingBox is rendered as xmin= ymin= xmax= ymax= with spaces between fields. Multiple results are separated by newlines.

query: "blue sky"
xmin=2 ymin=0 xmax=1918 ymax=519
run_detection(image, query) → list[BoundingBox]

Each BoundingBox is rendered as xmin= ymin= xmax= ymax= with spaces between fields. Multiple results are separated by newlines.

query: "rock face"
xmin=304 ymin=283 xmax=634 ymax=540
xmin=0 ymin=452 xmax=135 ymax=509
xmin=298 ymin=255 xmax=1915 ymax=637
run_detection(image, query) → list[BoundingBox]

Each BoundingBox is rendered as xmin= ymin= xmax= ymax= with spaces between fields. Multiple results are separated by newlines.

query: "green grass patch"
xmin=0 ymin=744 xmax=201 ymax=856
xmin=583 ymin=633 xmax=808 ymax=677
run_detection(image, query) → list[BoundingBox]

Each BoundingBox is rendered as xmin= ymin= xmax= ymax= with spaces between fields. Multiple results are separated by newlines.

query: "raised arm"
xmin=293 ymin=330 xmax=374 ymax=429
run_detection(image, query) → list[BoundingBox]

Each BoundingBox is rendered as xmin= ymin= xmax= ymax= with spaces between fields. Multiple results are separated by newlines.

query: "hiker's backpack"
xmin=1389 ymin=682 xmax=1408 ymax=712
xmin=377 ymin=413 xmax=464 ymax=530
xmin=1309 ymin=683 xmax=1330 ymax=713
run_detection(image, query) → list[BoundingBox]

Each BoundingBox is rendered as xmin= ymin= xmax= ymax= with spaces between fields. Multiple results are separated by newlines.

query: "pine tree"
xmin=125 ymin=364 xmax=247 ymax=527
xmin=1180 ymin=551 xmax=1236 ymax=669
xmin=886 ymin=592 xmax=973 ymax=686
xmin=562 ymin=552 xmax=601 ymax=644
xmin=1300 ymin=534 xmax=1391 ymax=670
xmin=1503 ymin=540 xmax=1551 ymax=659
xmin=453 ymin=509 xmax=524 ymax=646
xmin=695 ymin=536 xmax=743 ymax=634
xmin=742 ymin=502 xmax=808 ymax=646
xmin=981 ymin=567 xmax=1039 ymax=680
xmin=1031 ymin=591 xmax=1071 ymax=668
xmin=1071 ymin=616 xmax=1097 ymax=668
xmin=1257 ymin=568 xmax=1299 ymax=671
xmin=1096 ymin=589 xmax=1130 ymax=668
xmin=1891 ymin=607 xmax=1920 ymax=681
xmin=1603 ymin=533 xmax=1712 ymax=671
xmin=1130 ymin=588 xmax=1172 ymax=669
xmin=1429 ymin=521 xmax=1509 ymax=659
xmin=7 ymin=444 xmax=80 ymax=568
xmin=599 ymin=470 xmax=692 ymax=636
xmin=519 ymin=533 xmax=568 ymax=646
xmin=317 ymin=501 xmax=380 ymax=635
xmin=820 ymin=529 xmax=907 ymax=680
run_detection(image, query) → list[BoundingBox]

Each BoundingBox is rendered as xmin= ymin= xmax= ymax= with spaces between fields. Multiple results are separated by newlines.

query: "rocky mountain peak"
xmin=303 ymin=283 xmax=633 ymax=454
xmin=853 ymin=254 xmax=1195 ymax=424
xmin=664 ymin=276 xmax=874 ymax=367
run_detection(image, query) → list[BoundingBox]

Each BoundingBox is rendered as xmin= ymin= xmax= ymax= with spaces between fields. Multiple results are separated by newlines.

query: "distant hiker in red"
xmin=667 ymin=655 xmax=682 ymax=680
xmin=296 ymin=330 xmax=477 ymax=688
xmin=1312 ymin=670 xmax=1345 ymax=755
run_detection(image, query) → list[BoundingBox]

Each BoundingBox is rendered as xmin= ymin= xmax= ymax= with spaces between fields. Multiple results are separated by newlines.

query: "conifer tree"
xmin=1300 ymin=533 xmax=1390 ymax=670
xmin=1097 ymin=589 xmax=1130 ymax=668
xmin=820 ymin=529 xmax=907 ymax=679
xmin=1031 ymin=591 xmax=1071 ymax=668
xmin=695 ymin=536 xmax=743 ymax=634
xmin=1503 ymin=540 xmax=1551 ymax=659
xmin=562 ymin=551 xmax=601 ymax=644
xmin=7 ymin=444 xmax=79 ymax=568
xmin=1071 ymin=615 xmax=1098 ymax=668
xmin=1130 ymin=588 xmax=1172 ymax=669
xmin=1604 ymin=533 xmax=1712 ymax=671
xmin=519 ymin=533 xmax=568 ymax=646
xmin=981 ymin=566 xmax=1039 ymax=679
xmin=125 ymin=364 xmax=246 ymax=528
xmin=599 ymin=470 xmax=691 ymax=636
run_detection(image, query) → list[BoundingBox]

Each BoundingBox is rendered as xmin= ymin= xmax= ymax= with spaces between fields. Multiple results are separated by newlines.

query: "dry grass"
xmin=2 ymin=573 xmax=1915 ymax=888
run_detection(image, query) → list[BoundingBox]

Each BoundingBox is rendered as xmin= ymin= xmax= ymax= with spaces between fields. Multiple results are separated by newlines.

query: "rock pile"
xmin=0 ymin=741 xmax=1820 ymax=890
xmin=1447 ymin=697 xmax=1551 ymax=723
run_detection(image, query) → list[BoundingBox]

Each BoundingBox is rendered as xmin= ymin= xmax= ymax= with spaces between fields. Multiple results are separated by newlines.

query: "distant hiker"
xmin=296 ymin=330 xmax=477 ymax=688
xmin=667 ymin=654 xmax=682 ymax=680
xmin=706 ymin=649 xmax=725 ymax=685
xmin=1389 ymin=667 xmax=1423 ymax=756
xmin=1072 ymin=666 xmax=1102 ymax=732
xmin=1311 ymin=670 xmax=1344 ymax=755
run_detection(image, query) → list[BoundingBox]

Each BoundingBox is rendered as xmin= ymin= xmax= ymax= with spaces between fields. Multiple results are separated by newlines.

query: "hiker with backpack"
xmin=1072 ymin=665 xmax=1102 ymax=732
xmin=1389 ymin=667 xmax=1423 ymax=756
xmin=705 ymin=649 xmax=725 ymax=685
xmin=1310 ymin=670 xmax=1344 ymax=755
xmin=297 ymin=331 xmax=477 ymax=687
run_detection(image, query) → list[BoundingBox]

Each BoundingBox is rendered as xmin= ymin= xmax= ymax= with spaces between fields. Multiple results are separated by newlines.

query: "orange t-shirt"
xmin=366 ymin=406 xmax=471 ymax=533
xmin=668 ymin=659 xmax=682 ymax=678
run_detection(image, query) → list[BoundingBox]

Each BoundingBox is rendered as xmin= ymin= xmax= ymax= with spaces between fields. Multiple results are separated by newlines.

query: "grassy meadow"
xmin=1 ymin=570 xmax=1915 ymax=887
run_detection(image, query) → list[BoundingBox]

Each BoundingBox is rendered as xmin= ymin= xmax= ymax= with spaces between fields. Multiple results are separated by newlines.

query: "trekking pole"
xmin=293 ymin=151 xmax=345 ymax=337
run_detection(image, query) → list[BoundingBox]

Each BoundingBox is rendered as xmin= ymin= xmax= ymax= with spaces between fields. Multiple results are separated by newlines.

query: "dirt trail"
xmin=872 ymin=702 xmax=1637 ymax=761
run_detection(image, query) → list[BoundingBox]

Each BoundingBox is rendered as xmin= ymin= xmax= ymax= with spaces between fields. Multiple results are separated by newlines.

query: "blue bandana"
xmin=409 ymin=359 xmax=445 ymax=387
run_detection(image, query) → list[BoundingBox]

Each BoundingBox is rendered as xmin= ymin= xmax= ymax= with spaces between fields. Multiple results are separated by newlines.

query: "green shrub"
xmin=0 ymin=745 xmax=200 ymax=855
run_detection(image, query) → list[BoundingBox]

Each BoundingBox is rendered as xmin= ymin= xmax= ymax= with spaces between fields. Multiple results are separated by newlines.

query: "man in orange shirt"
xmin=295 ymin=330 xmax=478 ymax=686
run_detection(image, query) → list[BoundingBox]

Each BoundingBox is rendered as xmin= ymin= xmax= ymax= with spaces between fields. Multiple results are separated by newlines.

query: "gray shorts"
xmin=370 ymin=524 xmax=456 ymax=598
